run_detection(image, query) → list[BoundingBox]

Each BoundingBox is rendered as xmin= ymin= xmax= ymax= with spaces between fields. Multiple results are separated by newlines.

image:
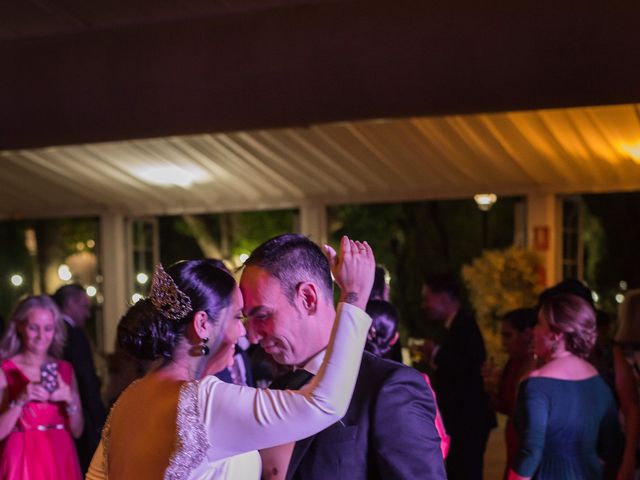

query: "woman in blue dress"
xmin=508 ymin=293 xmax=622 ymax=480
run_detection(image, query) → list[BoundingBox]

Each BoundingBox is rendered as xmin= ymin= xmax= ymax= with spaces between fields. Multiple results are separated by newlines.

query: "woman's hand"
xmin=17 ymin=382 xmax=50 ymax=404
xmin=324 ymin=235 xmax=375 ymax=310
xmin=49 ymin=374 xmax=73 ymax=404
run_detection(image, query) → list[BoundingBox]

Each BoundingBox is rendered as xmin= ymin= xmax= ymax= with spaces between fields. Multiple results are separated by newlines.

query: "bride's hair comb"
xmin=149 ymin=264 xmax=193 ymax=320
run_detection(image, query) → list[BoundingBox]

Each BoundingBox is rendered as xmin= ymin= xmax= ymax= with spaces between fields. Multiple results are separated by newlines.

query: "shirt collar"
xmin=62 ymin=314 xmax=76 ymax=327
xmin=297 ymin=349 xmax=326 ymax=376
xmin=444 ymin=308 xmax=458 ymax=330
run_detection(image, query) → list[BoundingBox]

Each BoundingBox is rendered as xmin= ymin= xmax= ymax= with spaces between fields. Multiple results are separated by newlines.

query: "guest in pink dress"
xmin=0 ymin=295 xmax=83 ymax=479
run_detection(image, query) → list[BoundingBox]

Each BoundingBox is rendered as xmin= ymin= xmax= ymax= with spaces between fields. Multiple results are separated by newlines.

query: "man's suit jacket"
xmin=275 ymin=352 xmax=446 ymax=480
xmin=63 ymin=322 xmax=107 ymax=471
xmin=432 ymin=309 xmax=495 ymax=437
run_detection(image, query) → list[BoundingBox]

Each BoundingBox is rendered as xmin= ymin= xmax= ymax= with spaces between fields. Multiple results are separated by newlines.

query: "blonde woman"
xmin=0 ymin=295 xmax=83 ymax=479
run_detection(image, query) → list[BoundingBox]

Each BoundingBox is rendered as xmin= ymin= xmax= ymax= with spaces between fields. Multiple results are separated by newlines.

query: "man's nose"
xmin=246 ymin=321 xmax=261 ymax=344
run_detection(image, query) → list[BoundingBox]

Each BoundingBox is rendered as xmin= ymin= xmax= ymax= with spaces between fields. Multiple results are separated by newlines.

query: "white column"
xmin=100 ymin=213 xmax=129 ymax=353
xmin=298 ymin=203 xmax=328 ymax=246
xmin=526 ymin=193 xmax=560 ymax=287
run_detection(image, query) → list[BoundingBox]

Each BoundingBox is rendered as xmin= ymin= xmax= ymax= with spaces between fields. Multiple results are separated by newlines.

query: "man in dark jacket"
xmin=53 ymin=284 xmax=107 ymax=473
xmin=240 ymin=234 xmax=446 ymax=480
xmin=422 ymin=274 xmax=496 ymax=480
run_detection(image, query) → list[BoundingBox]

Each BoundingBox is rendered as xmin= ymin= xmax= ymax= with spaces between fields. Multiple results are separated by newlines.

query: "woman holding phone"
xmin=0 ymin=295 xmax=83 ymax=479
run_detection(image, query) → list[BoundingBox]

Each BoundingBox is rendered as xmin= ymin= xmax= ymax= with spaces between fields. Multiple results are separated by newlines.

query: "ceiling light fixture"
xmin=131 ymin=165 xmax=209 ymax=187
xmin=473 ymin=193 xmax=497 ymax=211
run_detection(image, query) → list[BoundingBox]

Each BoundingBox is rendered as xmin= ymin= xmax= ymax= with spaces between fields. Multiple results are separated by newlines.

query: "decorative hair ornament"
xmin=149 ymin=264 xmax=193 ymax=320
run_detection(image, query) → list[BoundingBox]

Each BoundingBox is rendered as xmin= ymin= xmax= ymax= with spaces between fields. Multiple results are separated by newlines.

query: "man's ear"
xmin=191 ymin=311 xmax=209 ymax=339
xmin=296 ymin=282 xmax=319 ymax=315
xmin=389 ymin=331 xmax=400 ymax=346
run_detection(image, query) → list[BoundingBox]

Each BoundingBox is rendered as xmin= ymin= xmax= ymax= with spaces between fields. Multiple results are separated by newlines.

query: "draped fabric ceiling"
xmin=2 ymin=103 xmax=640 ymax=219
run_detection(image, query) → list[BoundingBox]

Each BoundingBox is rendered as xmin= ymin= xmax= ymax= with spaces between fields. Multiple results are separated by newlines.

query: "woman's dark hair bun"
xmin=117 ymin=299 xmax=181 ymax=360
xmin=116 ymin=259 xmax=237 ymax=361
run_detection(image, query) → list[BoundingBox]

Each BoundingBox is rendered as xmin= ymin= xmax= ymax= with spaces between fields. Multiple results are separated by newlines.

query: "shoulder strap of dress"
xmin=164 ymin=380 xmax=210 ymax=480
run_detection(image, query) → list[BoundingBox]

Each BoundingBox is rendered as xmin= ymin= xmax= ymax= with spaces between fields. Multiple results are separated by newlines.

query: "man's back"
xmin=283 ymin=352 xmax=446 ymax=480
xmin=64 ymin=322 xmax=107 ymax=472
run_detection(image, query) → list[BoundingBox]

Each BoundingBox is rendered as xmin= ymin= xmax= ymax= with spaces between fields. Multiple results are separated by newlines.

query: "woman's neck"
xmin=18 ymin=350 xmax=48 ymax=366
xmin=549 ymin=349 xmax=573 ymax=361
xmin=154 ymin=342 xmax=206 ymax=381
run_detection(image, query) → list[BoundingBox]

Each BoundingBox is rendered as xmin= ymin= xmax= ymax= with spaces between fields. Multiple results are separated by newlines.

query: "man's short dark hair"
xmin=52 ymin=284 xmax=87 ymax=309
xmin=423 ymin=273 xmax=461 ymax=300
xmin=245 ymin=234 xmax=333 ymax=303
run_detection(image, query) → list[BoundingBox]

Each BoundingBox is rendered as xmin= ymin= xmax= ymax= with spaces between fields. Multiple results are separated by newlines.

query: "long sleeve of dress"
xmin=512 ymin=380 xmax=550 ymax=477
xmin=200 ymin=302 xmax=370 ymax=460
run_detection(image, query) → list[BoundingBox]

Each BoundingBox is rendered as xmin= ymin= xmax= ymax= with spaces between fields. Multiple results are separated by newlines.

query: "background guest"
xmin=483 ymin=308 xmax=537 ymax=479
xmin=509 ymin=294 xmax=621 ymax=479
xmin=615 ymin=289 xmax=640 ymax=479
xmin=366 ymin=299 xmax=450 ymax=458
xmin=368 ymin=265 xmax=404 ymax=363
xmin=421 ymin=273 xmax=495 ymax=480
xmin=53 ymin=284 xmax=107 ymax=473
xmin=540 ymin=279 xmax=637 ymax=479
xmin=0 ymin=295 xmax=83 ymax=479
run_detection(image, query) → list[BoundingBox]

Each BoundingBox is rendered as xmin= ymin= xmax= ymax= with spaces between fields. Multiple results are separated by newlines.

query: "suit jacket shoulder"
xmin=288 ymin=352 xmax=446 ymax=480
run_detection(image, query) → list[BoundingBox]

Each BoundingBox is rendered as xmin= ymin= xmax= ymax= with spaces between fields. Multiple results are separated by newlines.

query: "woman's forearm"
xmin=0 ymin=403 xmax=24 ymax=440
xmin=67 ymin=399 xmax=84 ymax=438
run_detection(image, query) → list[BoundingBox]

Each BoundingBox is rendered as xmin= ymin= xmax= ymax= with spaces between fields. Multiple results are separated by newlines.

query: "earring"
xmin=201 ymin=337 xmax=210 ymax=356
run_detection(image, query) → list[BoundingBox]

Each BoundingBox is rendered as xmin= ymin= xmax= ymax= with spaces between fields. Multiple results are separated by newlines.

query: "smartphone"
xmin=40 ymin=362 xmax=59 ymax=393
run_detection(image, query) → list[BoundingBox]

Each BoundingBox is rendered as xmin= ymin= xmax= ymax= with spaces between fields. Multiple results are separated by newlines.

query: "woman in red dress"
xmin=0 ymin=295 xmax=83 ymax=479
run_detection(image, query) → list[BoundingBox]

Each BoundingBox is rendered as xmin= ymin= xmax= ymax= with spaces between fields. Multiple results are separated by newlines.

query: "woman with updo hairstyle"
xmin=365 ymin=299 xmax=450 ymax=458
xmin=364 ymin=300 xmax=400 ymax=358
xmin=87 ymin=237 xmax=375 ymax=480
xmin=509 ymin=294 xmax=622 ymax=480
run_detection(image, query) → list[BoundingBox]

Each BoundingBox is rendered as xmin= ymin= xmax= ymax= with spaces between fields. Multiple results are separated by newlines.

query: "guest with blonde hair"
xmin=0 ymin=295 xmax=83 ymax=479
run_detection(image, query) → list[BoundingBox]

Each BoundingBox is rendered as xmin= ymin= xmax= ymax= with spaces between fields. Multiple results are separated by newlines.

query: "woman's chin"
xmin=226 ymin=353 xmax=235 ymax=369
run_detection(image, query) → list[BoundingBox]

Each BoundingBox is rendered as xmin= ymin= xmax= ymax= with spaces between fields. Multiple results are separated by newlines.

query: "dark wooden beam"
xmin=2 ymin=0 xmax=639 ymax=149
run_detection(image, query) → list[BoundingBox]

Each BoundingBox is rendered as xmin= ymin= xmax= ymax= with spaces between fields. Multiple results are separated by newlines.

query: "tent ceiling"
xmin=2 ymin=103 xmax=640 ymax=219
xmin=2 ymin=2 xmax=640 ymax=219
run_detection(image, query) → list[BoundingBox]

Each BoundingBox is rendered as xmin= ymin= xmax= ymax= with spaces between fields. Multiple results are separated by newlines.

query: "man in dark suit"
xmin=240 ymin=234 xmax=446 ymax=480
xmin=53 ymin=284 xmax=107 ymax=474
xmin=422 ymin=274 xmax=496 ymax=480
